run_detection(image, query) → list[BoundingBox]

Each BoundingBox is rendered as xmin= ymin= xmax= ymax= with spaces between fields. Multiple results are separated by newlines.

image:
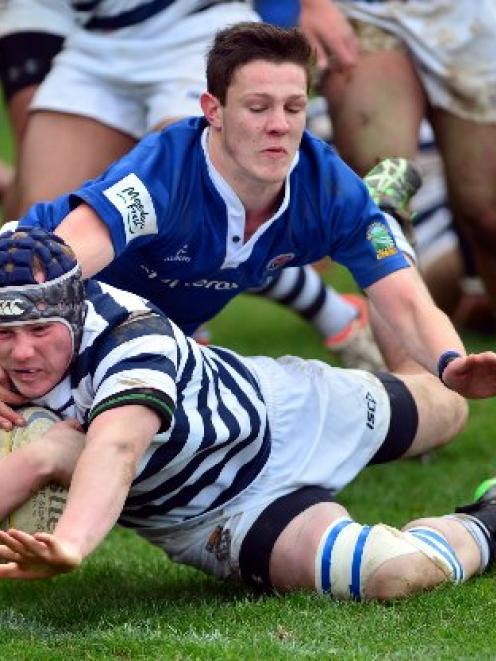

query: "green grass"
xmin=1 ymin=110 xmax=496 ymax=659
xmin=0 ymin=93 xmax=13 ymax=165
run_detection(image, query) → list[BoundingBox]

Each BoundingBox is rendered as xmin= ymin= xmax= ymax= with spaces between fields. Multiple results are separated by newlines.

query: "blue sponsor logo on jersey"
xmin=139 ymin=265 xmax=239 ymax=291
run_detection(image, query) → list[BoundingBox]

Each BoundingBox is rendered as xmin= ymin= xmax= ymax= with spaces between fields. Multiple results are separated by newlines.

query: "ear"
xmin=200 ymin=92 xmax=223 ymax=129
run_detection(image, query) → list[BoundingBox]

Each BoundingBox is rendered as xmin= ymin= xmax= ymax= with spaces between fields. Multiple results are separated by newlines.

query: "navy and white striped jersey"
xmin=32 ymin=279 xmax=270 ymax=530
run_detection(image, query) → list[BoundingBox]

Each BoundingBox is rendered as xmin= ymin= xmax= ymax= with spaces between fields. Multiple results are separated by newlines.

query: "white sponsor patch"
xmin=103 ymin=174 xmax=158 ymax=244
xmin=0 ymin=299 xmax=24 ymax=315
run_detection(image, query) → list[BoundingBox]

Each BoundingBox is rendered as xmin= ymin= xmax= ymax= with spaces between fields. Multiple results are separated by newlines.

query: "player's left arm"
xmin=366 ymin=266 xmax=496 ymax=398
xmin=0 ymin=405 xmax=160 ymax=579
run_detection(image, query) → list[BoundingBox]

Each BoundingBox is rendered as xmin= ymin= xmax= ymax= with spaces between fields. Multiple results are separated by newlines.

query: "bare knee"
xmin=438 ymin=390 xmax=469 ymax=442
xmin=401 ymin=374 xmax=468 ymax=456
xmin=418 ymin=390 xmax=468 ymax=454
xmin=364 ymin=552 xmax=446 ymax=601
xmin=269 ymin=502 xmax=349 ymax=592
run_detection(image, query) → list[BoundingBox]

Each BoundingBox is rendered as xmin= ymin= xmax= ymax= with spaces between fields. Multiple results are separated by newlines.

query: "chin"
xmin=12 ymin=381 xmax=51 ymax=399
xmin=256 ymin=167 xmax=287 ymax=185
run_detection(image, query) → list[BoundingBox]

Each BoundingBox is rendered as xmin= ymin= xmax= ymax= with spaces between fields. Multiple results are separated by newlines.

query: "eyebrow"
xmin=243 ymin=93 xmax=307 ymax=102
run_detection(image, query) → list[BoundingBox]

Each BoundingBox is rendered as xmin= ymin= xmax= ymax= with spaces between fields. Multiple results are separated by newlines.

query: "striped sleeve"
xmin=88 ymin=311 xmax=178 ymax=431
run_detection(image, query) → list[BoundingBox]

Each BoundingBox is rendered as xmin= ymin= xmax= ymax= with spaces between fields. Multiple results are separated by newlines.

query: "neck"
xmin=207 ymin=130 xmax=285 ymax=234
xmin=244 ymin=198 xmax=282 ymax=241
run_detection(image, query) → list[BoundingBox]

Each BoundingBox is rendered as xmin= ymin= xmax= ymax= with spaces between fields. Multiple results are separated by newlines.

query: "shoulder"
xmin=146 ymin=117 xmax=207 ymax=160
xmin=95 ymin=117 xmax=207 ymax=182
xmin=82 ymin=280 xmax=173 ymax=339
xmin=297 ymin=131 xmax=363 ymax=186
xmin=293 ymin=131 xmax=370 ymax=209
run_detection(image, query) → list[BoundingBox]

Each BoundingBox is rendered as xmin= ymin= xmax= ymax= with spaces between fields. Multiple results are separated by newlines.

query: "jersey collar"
xmin=201 ymin=127 xmax=299 ymax=269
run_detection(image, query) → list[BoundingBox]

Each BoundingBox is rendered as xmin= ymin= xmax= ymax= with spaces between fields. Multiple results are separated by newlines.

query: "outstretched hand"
xmin=442 ymin=352 xmax=496 ymax=399
xmin=0 ymin=529 xmax=82 ymax=580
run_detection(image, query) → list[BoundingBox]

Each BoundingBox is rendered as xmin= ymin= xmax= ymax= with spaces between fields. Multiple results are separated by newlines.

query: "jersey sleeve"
xmin=301 ymin=137 xmax=410 ymax=288
xmin=325 ymin=155 xmax=410 ymax=287
xmin=18 ymin=132 xmax=174 ymax=257
xmin=88 ymin=310 xmax=178 ymax=432
xmin=19 ymin=193 xmax=74 ymax=232
xmin=70 ymin=133 xmax=173 ymax=256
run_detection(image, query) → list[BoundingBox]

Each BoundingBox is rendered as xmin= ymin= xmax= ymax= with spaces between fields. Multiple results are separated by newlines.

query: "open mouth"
xmin=11 ymin=368 xmax=41 ymax=382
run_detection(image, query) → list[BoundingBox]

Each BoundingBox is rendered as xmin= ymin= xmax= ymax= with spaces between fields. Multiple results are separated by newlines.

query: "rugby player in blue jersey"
xmin=0 ymin=1 xmax=383 ymax=372
xmin=0 ymin=228 xmax=495 ymax=602
xmin=2 ymin=22 xmax=496 ymax=428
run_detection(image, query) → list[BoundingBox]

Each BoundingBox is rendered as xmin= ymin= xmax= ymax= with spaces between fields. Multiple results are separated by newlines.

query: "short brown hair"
xmin=206 ymin=22 xmax=314 ymax=104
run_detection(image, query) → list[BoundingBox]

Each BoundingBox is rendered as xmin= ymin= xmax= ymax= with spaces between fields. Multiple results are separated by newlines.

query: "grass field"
xmin=1 ymin=104 xmax=496 ymax=660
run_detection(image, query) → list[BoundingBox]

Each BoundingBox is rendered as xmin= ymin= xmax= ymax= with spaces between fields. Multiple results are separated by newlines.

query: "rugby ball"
xmin=0 ymin=406 xmax=68 ymax=534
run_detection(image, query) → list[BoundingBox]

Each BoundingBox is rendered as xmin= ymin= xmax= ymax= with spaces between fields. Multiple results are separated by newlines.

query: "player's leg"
xmin=15 ymin=111 xmax=136 ymax=214
xmin=0 ymin=159 xmax=13 ymax=213
xmin=430 ymin=109 xmax=496 ymax=315
xmin=237 ymin=475 xmax=495 ymax=599
xmin=323 ymin=22 xmax=426 ymax=175
xmin=0 ymin=27 xmax=66 ymax=218
xmin=377 ymin=365 xmax=468 ymax=459
xmin=267 ymin=483 xmax=494 ymax=599
xmin=235 ymin=389 xmax=478 ymax=599
xmin=252 ymin=266 xmax=384 ymax=370
xmin=8 ymin=17 xmax=150 ymax=216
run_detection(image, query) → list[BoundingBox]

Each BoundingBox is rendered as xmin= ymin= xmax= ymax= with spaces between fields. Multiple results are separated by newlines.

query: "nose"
xmin=266 ymin=106 xmax=290 ymax=134
xmin=11 ymin=332 xmax=36 ymax=361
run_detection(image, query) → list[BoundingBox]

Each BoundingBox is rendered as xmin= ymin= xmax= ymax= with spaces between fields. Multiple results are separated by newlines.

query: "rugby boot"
xmin=364 ymin=157 xmax=422 ymax=245
xmin=325 ymin=293 xmax=385 ymax=372
xmin=455 ymin=478 xmax=496 ymax=565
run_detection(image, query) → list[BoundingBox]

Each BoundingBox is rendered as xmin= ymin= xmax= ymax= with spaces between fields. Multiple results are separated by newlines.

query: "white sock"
xmin=254 ymin=266 xmax=357 ymax=337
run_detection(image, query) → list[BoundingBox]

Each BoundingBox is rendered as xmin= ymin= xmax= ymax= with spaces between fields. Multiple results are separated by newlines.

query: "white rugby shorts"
xmin=140 ymin=357 xmax=391 ymax=581
xmin=0 ymin=0 xmax=73 ymax=38
xmin=30 ymin=2 xmax=259 ymax=137
xmin=336 ymin=0 xmax=496 ymax=123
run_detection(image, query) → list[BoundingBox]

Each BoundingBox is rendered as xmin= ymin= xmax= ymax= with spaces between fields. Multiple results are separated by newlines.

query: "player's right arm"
xmin=54 ymin=204 xmax=115 ymax=278
xmin=17 ymin=129 xmax=177 ymax=278
xmin=19 ymin=195 xmax=116 ymax=279
xmin=0 ymin=420 xmax=84 ymax=520
xmin=0 ymin=404 xmax=161 ymax=579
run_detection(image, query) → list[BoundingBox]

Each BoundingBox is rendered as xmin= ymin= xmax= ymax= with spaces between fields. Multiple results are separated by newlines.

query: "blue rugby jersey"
xmin=31 ymin=280 xmax=270 ymax=528
xmin=20 ymin=117 xmax=409 ymax=334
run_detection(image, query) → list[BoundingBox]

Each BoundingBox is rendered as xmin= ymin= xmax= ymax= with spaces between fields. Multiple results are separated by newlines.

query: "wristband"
xmin=437 ymin=350 xmax=462 ymax=383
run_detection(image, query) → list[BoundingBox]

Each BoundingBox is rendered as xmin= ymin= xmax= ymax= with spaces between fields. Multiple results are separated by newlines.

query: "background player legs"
xmin=14 ymin=111 xmax=137 ymax=216
xmin=1 ymin=85 xmax=38 ymax=219
xmin=252 ymin=265 xmax=385 ymax=370
xmin=323 ymin=46 xmax=426 ymax=172
xmin=0 ymin=160 xmax=12 ymax=211
xmin=430 ymin=109 xmax=496 ymax=318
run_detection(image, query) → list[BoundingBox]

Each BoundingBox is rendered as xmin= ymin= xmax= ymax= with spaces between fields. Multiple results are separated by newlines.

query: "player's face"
xmin=0 ymin=322 xmax=73 ymax=398
xmin=210 ymin=60 xmax=308 ymax=189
